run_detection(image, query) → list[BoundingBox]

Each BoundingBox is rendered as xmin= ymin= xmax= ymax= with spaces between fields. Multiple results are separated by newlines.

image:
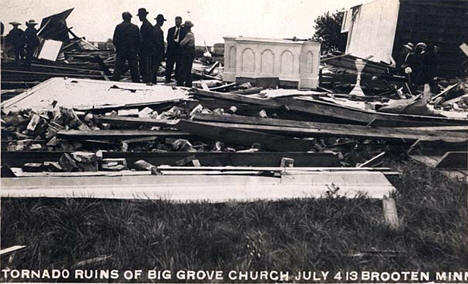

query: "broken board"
xmin=1 ymin=170 xmax=396 ymax=202
xmin=2 ymin=78 xmax=189 ymax=112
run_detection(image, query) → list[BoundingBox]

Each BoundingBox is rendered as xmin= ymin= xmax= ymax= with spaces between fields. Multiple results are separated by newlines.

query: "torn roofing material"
xmin=1 ymin=78 xmax=189 ymax=112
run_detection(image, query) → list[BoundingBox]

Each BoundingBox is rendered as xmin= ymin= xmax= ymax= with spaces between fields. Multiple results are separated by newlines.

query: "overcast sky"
xmin=1 ymin=0 xmax=368 ymax=45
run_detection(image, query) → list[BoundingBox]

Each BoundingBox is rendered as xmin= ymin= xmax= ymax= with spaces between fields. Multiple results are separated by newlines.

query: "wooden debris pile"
xmin=1 ymin=66 xmax=467 ymax=181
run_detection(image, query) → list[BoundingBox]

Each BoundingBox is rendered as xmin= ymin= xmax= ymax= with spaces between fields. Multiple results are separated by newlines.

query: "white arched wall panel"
xmin=223 ymin=37 xmax=320 ymax=89
xmin=260 ymin=49 xmax=275 ymax=74
xmin=241 ymin=48 xmax=255 ymax=73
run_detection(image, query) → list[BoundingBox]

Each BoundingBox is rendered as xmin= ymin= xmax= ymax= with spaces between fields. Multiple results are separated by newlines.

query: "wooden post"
xmin=382 ymin=196 xmax=400 ymax=230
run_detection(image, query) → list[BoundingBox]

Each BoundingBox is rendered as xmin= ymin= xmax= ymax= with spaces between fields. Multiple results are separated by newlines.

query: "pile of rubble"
xmin=1 ymin=69 xmax=467 ymax=180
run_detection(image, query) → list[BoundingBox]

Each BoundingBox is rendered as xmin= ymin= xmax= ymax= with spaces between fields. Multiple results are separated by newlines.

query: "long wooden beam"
xmin=175 ymin=119 xmax=319 ymax=152
xmin=1 ymin=171 xmax=396 ymax=201
xmin=1 ymin=151 xmax=341 ymax=168
xmin=95 ymin=115 xmax=175 ymax=127
xmin=192 ymin=114 xmax=468 ymax=142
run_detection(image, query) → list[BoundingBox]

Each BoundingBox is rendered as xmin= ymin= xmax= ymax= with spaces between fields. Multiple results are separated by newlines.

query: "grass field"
xmin=1 ymin=160 xmax=467 ymax=282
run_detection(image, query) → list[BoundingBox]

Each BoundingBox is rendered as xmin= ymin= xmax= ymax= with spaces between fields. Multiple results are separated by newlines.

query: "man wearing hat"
xmin=137 ymin=8 xmax=157 ymax=83
xmin=112 ymin=12 xmax=140 ymax=83
xmin=152 ymin=14 xmax=166 ymax=84
xmin=178 ymin=20 xmax=195 ymax=87
xmin=5 ymin=22 xmax=25 ymax=63
xmin=24 ymin=20 xmax=40 ymax=69
xmin=165 ymin=16 xmax=186 ymax=83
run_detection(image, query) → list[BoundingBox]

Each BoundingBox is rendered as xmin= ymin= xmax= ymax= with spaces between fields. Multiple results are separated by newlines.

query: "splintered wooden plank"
xmin=175 ymin=119 xmax=317 ymax=152
xmin=396 ymin=125 xmax=468 ymax=132
xmin=408 ymin=140 xmax=468 ymax=155
xmin=435 ymin=152 xmax=467 ymax=169
xmin=0 ymin=245 xmax=26 ymax=256
xmin=193 ymin=113 xmax=468 ymax=142
xmin=358 ymin=152 xmax=386 ymax=168
xmin=1 ymin=171 xmax=396 ymax=201
xmin=57 ymin=130 xmax=190 ymax=140
xmin=430 ymin=83 xmax=460 ymax=103
xmin=95 ymin=115 xmax=175 ymax=127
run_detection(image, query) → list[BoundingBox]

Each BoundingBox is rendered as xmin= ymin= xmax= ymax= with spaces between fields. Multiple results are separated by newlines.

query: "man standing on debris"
xmin=422 ymin=44 xmax=440 ymax=91
xmin=152 ymin=14 xmax=166 ymax=84
xmin=165 ymin=16 xmax=185 ymax=83
xmin=24 ymin=20 xmax=40 ymax=70
xmin=137 ymin=8 xmax=157 ymax=83
xmin=178 ymin=21 xmax=195 ymax=87
xmin=406 ymin=42 xmax=427 ymax=91
xmin=5 ymin=22 xmax=25 ymax=64
xmin=112 ymin=12 xmax=140 ymax=83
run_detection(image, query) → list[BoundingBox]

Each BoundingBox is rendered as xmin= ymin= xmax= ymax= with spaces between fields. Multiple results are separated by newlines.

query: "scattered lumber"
xmin=193 ymin=89 xmax=468 ymax=126
xmin=57 ymin=130 xmax=190 ymax=140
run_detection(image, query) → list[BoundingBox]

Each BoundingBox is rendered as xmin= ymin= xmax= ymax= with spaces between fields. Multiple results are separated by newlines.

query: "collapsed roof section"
xmin=37 ymin=8 xmax=98 ymax=51
xmin=38 ymin=8 xmax=74 ymax=42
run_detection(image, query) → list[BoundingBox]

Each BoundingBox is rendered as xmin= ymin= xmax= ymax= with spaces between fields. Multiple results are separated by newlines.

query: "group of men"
xmin=400 ymin=41 xmax=439 ymax=91
xmin=112 ymin=8 xmax=195 ymax=86
xmin=4 ymin=20 xmax=40 ymax=69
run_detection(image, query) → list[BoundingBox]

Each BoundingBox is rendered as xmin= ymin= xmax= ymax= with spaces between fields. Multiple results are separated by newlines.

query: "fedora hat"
xmin=183 ymin=20 xmax=193 ymax=28
xmin=26 ymin=20 xmax=38 ymax=26
xmin=137 ymin=8 xmax=148 ymax=16
xmin=155 ymin=14 xmax=166 ymax=21
xmin=9 ymin=21 xmax=21 ymax=26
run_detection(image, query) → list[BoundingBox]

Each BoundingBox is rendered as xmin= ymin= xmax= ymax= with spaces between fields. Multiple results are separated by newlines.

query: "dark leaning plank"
xmin=436 ymin=151 xmax=468 ymax=169
xmin=175 ymin=120 xmax=319 ymax=152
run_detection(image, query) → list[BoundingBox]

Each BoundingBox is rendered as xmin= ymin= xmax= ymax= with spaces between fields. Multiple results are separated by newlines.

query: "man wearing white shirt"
xmin=165 ymin=16 xmax=185 ymax=83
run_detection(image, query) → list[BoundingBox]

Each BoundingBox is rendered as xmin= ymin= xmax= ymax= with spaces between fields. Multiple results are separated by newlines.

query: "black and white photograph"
xmin=1 ymin=0 xmax=468 ymax=282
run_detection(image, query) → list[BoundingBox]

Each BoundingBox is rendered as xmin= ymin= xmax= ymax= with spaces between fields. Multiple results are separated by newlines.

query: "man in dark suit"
xmin=24 ymin=20 xmax=40 ymax=69
xmin=152 ymin=14 xmax=166 ymax=84
xmin=112 ymin=12 xmax=140 ymax=82
xmin=137 ymin=8 xmax=157 ymax=83
xmin=165 ymin=16 xmax=185 ymax=83
xmin=5 ymin=22 xmax=25 ymax=64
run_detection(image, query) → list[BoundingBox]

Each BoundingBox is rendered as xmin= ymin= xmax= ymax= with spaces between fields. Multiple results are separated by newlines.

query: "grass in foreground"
xmin=1 ymin=161 xmax=468 ymax=281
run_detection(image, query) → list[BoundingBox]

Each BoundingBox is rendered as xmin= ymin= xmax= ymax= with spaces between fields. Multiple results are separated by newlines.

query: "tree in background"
xmin=312 ymin=11 xmax=347 ymax=54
